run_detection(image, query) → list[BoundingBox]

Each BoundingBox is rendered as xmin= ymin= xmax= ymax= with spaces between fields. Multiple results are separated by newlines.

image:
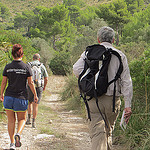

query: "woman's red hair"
xmin=12 ymin=44 xmax=23 ymax=58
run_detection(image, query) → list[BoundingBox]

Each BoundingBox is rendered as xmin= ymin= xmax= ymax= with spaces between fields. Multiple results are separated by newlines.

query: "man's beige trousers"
xmin=88 ymin=95 xmax=121 ymax=150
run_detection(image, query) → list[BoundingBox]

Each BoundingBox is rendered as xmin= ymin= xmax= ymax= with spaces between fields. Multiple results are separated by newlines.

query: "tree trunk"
xmin=116 ymin=25 xmax=119 ymax=45
xmin=53 ymin=35 xmax=56 ymax=50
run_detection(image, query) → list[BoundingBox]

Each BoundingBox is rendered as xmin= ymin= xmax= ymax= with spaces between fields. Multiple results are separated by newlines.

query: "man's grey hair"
xmin=97 ymin=26 xmax=115 ymax=43
xmin=33 ymin=53 xmax=40 ymax=60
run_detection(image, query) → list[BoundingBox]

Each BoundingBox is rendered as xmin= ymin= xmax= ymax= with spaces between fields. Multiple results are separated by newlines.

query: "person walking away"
xmin=26 ymin=53 xmax=48 ymax=128
xmin=73 ymin=26 xmax=133 ymax=150
xmin=0 ymin=44 xmax=38 ymax=150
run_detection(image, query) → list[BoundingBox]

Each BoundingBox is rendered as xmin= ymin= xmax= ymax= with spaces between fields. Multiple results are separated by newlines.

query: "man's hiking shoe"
xmin=10 ymin=143 xmax=16 ymax=150
xmin=26 ymin=119 xmax=31 ymax=125
xmin=15 ymin=134 xmax=22 ymax=147
xmin=32 ymin=122 xmax=36 ymax=128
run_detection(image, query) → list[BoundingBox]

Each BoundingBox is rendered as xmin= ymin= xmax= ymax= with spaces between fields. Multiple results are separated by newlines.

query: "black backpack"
xmin=78 ymin=44 xmax=123 ymax=127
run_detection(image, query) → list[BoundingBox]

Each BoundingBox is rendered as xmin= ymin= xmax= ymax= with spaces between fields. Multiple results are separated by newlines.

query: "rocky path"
xmin=0 ymin=75 xmax=127 ymax=150
xmin=0 ymin=75 xmax=91 ymax=150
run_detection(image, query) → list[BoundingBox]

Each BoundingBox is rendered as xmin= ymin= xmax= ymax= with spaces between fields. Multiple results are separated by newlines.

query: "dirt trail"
xmin=0 ymin=75 xmax=126 ymax=150
xmin=0 ymin=75 xmax=91 ymax=150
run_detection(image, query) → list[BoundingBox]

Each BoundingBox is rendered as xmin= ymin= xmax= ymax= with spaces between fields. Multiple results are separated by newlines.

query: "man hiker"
xmin=26 ymin=53 xmax=48 ymax=128
xmin=73 ymin=26 xmax=133 ymax=150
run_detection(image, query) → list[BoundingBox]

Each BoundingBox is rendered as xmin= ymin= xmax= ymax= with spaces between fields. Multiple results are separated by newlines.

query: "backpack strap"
xmin=80 ymin=94 xmax=92 ymax=121
xmin=28 ymin=62 xmax=32 ymax=67
xmin=108 ymin=49 xmax=123 ymax=112
xmin=38 ymin=63 xmax=43 ymax=87
xmin=94 ymin=91 xmax=108 ymax=128
xmin=109 ymin=49 xmax=123 ymax=83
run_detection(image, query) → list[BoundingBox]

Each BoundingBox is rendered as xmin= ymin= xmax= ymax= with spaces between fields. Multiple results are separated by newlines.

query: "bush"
xmin=60 ymin=75 xmax=86 ymax=116
xmin=49 ymin=51 xmax=72 ymax=75
xmin=113 ymin=47 xmax=150 ymax=150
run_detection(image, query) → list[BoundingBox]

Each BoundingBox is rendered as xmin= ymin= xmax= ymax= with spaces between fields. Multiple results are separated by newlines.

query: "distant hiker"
xmin=26 ymin=53 xmax=48 ymax=128
xmin=0 ymin=44 xmax=38 ymax=150
xmin=73 ymin=26 xmax=133 ymax=150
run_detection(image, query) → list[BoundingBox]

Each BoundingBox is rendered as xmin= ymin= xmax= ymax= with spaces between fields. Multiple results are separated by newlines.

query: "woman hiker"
xmin=0 ymin=44 xmax=38 ymax=150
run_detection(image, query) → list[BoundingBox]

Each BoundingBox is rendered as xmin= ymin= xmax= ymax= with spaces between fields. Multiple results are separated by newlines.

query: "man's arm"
xmin=42 ymin=65 xmax=48 ymax=91
xmin=73 ymin=52 xmax=86 ymax=77
xmin=121 ymin=55 xmax=133 ymax=124
xmin=43 ymin=77 xmax=48 ymax=91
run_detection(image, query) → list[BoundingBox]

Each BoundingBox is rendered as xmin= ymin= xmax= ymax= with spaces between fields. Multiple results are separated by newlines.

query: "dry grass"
xmin=45 ymin=75 xmax=67 ymax=94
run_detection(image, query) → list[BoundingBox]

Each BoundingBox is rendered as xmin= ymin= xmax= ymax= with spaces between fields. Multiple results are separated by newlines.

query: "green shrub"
xmin=60 ymin=75 xmax=86 ymax=116
xmin=113 ymin=47 xmax=150 ymax=150
xmin=0 ymin=30 xmax=38 ymax=61
xmin=49 ymin=51 xmax=72 ymax=75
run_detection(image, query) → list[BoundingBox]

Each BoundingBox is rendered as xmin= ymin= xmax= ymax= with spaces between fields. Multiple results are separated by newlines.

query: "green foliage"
xmin=31 ymin=5 xmax=77 ymax=51
xmin=49 ymin=51 xmax=72 ymax=75
xmin=76 ymin=6 xmax=97 ymax=26
xmin=117 ymin=41 xmax=148 ymax=62
xmin=0 ymin=2 xmax=10 ymax=20
xmin=31 ymin=37 xmax=54 ymax=67
xmin=114 ymin=112 xmax=150 ymax=150
xmin=0 ymin=68 xmax=3 ymax=88
xmin=61 ymin=75 xmax=78 ymax=101
xmin=0 ymin=30 xmax=37 ymax=60
xmin=113 ymin=47 xmax=150 ymax=149
xmin=130 ymin=48 xmax=150 ymax=110
xmin=67 ymin=5 xmax=80 ymax=25
xmin=0 ymin=0 xmax=63 ymax=16
xmin=30 ymin=27 xmax=45 ymax=39
xmin=14 ymin=10 xmax=40 ymax=38
xmin=96 ymin=0 xmax=131 ymax=44
xmin=0 ymin=29 xmax=37 ymax=84
xmin=39 ymin=5 xmax=69 ymax=33
xmin=96 ymin=0 xmax=130 ymax=27
xmin=125 ymin=0 xmax=145 ymax=14
xmin=63 ymin=0 xmax=86 ymax=8
xmin=122 ymin=5 xmax=150 ymax=43
xmin=72 ymin=18 xmax=107 ymax=64
xmin=0 ymin=42 xmax=13 ymax=66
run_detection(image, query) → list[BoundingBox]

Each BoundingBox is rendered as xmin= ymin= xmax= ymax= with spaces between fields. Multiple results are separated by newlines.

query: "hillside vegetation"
xmin=0 ymin=0 xmax=150 ymax=149
xmin=0 ymin=0 xmax=108 ymax=15
xmin=0 ymin=0 xmax=63 ymax=15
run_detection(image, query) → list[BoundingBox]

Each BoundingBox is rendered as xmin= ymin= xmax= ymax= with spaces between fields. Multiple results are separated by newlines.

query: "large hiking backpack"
xmin=78 ymin=44 xmax=123 ymax=126
xmin=29 ymin=62 xmax=43 ymax=87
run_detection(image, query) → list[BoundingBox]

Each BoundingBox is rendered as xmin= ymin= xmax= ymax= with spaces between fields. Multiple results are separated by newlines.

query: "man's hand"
xmin=43 ymin=87 xmax=46 ymax=91
xmin=124 ymin=107 xmax=132 ymax=124
xmin=34 ymin=95 xmax=38 ymax=104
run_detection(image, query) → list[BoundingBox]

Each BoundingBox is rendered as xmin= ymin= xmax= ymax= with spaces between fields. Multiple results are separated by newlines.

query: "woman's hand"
xmin=0 ymin=94 xmax=4 ymax=102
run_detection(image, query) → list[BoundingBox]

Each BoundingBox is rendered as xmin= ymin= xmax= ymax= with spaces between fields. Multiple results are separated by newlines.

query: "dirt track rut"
xmin=0 ymin=75 xmax=91 ymax=150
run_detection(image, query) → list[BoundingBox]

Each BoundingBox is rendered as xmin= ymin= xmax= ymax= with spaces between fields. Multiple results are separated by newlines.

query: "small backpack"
xmin=78 ymin=44 xmax=123 ymax=127
xmin=29 ymin=62 xmax=43 ymax=87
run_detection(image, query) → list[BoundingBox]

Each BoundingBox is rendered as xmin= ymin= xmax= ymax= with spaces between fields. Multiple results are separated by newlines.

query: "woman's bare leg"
xmin=16 ymin=111 xmax=27 ymax=134
xmin=6 ymin=110 xmax=16 ymax=143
